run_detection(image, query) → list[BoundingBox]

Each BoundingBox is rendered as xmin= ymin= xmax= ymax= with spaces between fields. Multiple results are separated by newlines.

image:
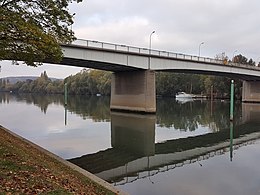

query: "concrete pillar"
xmin=110 ymin=70 xmax=156 ymax=113
xmin=242 ymin=81 xmax=260 ymax=103
xmin=242 ymin=103 xmax=260 ymax=123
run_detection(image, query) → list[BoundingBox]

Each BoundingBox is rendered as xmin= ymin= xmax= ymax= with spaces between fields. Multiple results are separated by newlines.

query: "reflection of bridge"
xmin=59 ymin=39 xmax=260 ymax=113
xmin=69 ymin=104 xmax=260 ymax=184
xmin=112 ymin=139 xmax=257 ymax=186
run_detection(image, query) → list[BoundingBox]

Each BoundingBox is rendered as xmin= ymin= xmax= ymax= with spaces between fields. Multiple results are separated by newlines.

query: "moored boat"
xmin=175 ymin=92 xmax=193 ymax=99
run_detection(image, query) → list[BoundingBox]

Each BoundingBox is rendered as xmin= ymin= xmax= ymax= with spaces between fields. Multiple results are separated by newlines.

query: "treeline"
xmin=0 ymin=69 xmax=112 ymax=95
xmin=0 ymin=69 xmax=242 ymax=98
xmin=0 ymin=71 xmax=64 ymax=94
xmin=156 ymin=73 xmax=242 ymax=98
xmin=64 ymin=69 xmax=111 ymax=95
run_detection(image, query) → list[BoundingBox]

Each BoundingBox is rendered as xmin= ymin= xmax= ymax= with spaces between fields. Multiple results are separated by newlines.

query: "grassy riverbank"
xmin=0 ymin=126 xmax=118 ymax=195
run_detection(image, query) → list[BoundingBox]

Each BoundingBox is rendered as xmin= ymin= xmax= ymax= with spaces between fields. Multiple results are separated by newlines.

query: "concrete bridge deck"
xmin=61 ymin=39 xmax=260 ymax=80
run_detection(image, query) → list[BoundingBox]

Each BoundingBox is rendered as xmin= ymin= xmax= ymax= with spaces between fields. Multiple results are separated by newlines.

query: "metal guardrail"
xmin=70 ymin=39 xmax=260 ymax=71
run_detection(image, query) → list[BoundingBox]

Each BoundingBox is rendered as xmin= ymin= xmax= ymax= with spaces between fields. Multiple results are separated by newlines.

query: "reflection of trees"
xmin=156 ymin=98 xmax=242 ymax=132
xmin=66 ymin=96 xmax=110 ymax=122
xmin=0 ymin=92 xmax=63 ymax=113
xmin=1 ymin=92 xmax=243 ymax=127
xmin=0 ymin=93 xmax=111 ymax=121
xmin=0 ymin=92 xmax=11 ymax=104
xmin=14 ymin=93 xmax=64 ymax=113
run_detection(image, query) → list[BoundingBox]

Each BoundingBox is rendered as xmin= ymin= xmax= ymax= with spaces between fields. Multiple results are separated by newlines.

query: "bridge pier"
xmin=242 ymin=81 xmax=260 ymax=103
xmin=242 ymin=103 xmax=260 ymax=123
xmin=110 ymin=70 xmax=156 ymax=113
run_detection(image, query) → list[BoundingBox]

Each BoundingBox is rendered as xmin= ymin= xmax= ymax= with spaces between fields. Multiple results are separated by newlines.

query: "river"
xmin=1 ymin=92 xmax=260 ymax=195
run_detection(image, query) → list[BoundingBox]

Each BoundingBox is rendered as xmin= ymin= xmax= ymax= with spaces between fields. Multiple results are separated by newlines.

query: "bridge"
xmin=59 ymin=39 xmax=260 ymax=113
xmin=69 ymin=105 xmax=260 ymax=184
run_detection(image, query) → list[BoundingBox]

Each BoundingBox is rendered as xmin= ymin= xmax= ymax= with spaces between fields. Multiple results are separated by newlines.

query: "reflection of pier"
xmin=111 ymin=112 xmax=155 ymax=156
xmin=69 ymin=104 xmax=260 ymax=184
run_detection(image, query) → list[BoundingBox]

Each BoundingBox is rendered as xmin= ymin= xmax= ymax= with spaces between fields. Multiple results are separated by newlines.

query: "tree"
xmin=0 ymin=0 xmax=82 ymax=66
xmin=233 ymin=54 xmax=256 ymax=66
xmin=215 ymin=52 xmax=229 ymax=64
xmin=233 ymin=54 xmax=247 ymax=64
xmin=248 ymin=58 xmax=256 ymax=66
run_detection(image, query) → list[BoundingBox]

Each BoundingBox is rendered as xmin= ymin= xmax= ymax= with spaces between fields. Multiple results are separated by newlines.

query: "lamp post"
xmin=149 ymin=31 xmax=155 ymax=69
xmin=149 ymin=31 xmax=155 ymax=52
xmin=230 ymin=80 xmax=234 ymax=121
xmin=198 ymin=42 xmax=204 ymax=57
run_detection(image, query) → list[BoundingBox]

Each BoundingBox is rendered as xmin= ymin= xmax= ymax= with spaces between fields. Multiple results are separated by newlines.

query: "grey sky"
xmin=1 ymin=0 xmax=260 ymax=78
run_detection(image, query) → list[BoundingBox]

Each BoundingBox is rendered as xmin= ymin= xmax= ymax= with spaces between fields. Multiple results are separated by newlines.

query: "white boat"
xmin=175 ymin=92 xmax=193 ymax=99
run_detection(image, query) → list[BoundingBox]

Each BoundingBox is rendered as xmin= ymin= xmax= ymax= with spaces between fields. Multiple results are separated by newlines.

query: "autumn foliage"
xmin=0 ymin=0 xmax=82 ymax=66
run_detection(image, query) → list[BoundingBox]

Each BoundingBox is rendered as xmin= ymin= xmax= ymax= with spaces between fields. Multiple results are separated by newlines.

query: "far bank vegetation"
xmin=0 ymin=68 xmax=243 ymax=99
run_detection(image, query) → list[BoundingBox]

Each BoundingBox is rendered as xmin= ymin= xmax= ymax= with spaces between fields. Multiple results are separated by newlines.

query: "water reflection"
xmin=156 ymin=98 xmax=242 ymax=131
xmin=0 ymin=92 xmax=10 ymax=104
xmin=111 ymin=112 xmax=155 ymax=156
xmin=0 ymin=93 xmax=243 ymax=133
xmin=1 ymin=92 xmax=260 ymax=195
xmin=69 ymin=106 xmax=260 ymax=185
xmin=64 ymin=106 xmax=68 ymax=126
xmin=0 ymin=93 xmax=110 ymax=121
xmin=230 ymin=121 xmax=234 ymax=161
xmin=0 ymin=93 xmax=64 ymax=113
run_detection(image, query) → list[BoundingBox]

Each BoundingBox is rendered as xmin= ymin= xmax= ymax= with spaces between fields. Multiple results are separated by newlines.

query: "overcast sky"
xmin=1 ymin=0 xmax=260 ymax=78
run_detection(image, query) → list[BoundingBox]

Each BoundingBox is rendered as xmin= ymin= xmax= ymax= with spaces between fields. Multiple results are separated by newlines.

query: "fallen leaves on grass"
xmin=0 ymin=127 xmax=115 ymax=195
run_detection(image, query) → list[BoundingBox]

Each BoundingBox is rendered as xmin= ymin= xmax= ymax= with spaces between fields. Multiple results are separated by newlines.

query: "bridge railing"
xmin=72 ymin=39 xmax=260 ymax=70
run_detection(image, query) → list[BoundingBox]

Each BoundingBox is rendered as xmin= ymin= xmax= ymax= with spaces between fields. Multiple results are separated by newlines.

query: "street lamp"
xmin=198 ymin=42 xmax=204 ymax=57
xmin=149 ymin=31 xmax=155 ymax=53
xmin=149 ymin=31 xmax=155 ymax=69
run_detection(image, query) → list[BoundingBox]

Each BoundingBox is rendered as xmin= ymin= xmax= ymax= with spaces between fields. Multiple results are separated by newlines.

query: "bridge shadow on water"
xmin=68 ymin=103 xmax=260 ymax=185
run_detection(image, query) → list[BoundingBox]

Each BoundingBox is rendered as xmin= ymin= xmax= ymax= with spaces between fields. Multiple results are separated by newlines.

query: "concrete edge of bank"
xmin=0 ymin=125 xmax=128 ymax=195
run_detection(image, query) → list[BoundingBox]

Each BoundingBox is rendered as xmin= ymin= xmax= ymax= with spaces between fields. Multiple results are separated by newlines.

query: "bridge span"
xmin=61 ymin=39 xmax=260 ymax=79
xmin=60 ymin=39 xmax=260 ymax=112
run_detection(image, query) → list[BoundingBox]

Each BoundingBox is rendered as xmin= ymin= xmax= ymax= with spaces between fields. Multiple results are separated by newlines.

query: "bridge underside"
xmin=61 ymin=57 xmax=141 ymax=72
xmin=160 ymin=69 xmax=260 ymax=81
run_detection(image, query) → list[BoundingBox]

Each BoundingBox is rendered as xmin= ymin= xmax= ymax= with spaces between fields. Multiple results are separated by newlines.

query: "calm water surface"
xmin=1 ymin=93 xmax=260 ymax=195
